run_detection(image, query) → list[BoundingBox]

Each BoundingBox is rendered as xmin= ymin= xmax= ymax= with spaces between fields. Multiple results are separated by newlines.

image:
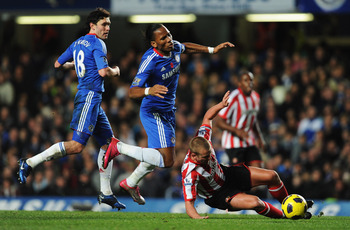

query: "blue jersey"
xmin=57 ymin=33 xmax=109 ymax=93
xmin=131 ymin=41 xmax=185 ymax=112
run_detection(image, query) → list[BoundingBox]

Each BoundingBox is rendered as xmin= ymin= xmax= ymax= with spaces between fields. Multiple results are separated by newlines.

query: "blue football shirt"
xmin=57 ymin=33 xmax=109 ymax=93
xmin=131 ymin=40 xmax=185 ymax=112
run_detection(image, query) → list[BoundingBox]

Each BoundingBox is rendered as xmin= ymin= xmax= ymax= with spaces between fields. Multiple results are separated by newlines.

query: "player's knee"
xmin=268 ymin=170 xmax=281 ymax=184
xmin=248 ymin=196 xmax=263 ymax=210
xmin=69 ymin=141 xmax=84 ymax=154
xmin=252 ymin=197 xmax=265 ymax=211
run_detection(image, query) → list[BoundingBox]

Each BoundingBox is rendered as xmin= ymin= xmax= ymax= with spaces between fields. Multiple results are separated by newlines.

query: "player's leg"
xmin=97 ymin=145 xmax=125 ymax=210
xmin=94 ymin=106 xmax=126 ymax=210
xmin=18 ymin=140 xmax=84 ymax=184
xmin=96 ymin=145 xmax=125 ymax=209
xmin=205 ymin=165 xmax=282 ymax=218
xmin=244 ymin=147 xmax=266 ymax=198
xmin=104 ymin=140 xmax=166 ymax=169
xmin=139 ymin=110 xmax=176 ymax=167
xmin=249 ymin=166 xmax=288 ymax=203
xmin=123 ymin=111 xmax=176 ymax=185
xmin=25 ymin=89 xmax=95 ymax=168
xmin=120 ymin=162 xmax=154 ymax=205
xmin=125 ymin=147 xmax=174 ymax=186
xmin=250 ymin=168 xmax=314 ymax=219
xmin=119 ymin=146 xmax=174 ymax=205
xmin=118 ymin=111 xmax=176 ymax=204
xmin=204 ymin=165 xmax=279 ymax=218
xmin=229 ymin=193 xmax=283 ymax=218
xmin=18 ymin=90 xmax=95 ymax=184
xmin=103 ymin=110 xmax=176 ymax=169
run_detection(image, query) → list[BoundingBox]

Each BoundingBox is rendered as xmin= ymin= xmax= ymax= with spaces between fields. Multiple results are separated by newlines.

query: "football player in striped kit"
xmin=181 ymin=92 xmax=313 ymax=219
xmin=17 ymin=8 xmax=125 ymax=210
xmin=216 ymin=70 xmax=265 ymax=167
xmin=103 ymin=23 xmax=234 ymax=205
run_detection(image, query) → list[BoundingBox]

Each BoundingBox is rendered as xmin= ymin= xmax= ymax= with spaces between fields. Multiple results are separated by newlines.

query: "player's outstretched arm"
xmin=99 ymin=66 xmax=120 ymax=78
xmin=182 ymin=42 xmax=234 ymax=54
xmin=129 ymin=84 xmax=168 ymax=99
xmin=185 ymin=200 xmax=209 ymax=219
xmin=202 ymin=90 xmax=230 ymax=126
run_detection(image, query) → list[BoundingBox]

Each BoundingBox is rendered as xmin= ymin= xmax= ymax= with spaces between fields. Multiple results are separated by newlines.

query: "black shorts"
xmin=204 ymin=164 xmax=251 ymax=211
xmin=226 ymin=146 xmax=262 ymax=165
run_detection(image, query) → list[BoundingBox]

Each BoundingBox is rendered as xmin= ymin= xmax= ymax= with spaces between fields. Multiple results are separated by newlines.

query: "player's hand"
xmin=149 ymin=84 xmax=168 ymax=98
xmin=214 ymin=42 xmax=235 ymax=53
xmin=112 ymin=66 xmax=120 ymax=77
xmin=62 ymin=61 xmax=75 ymax=70
xmin=235 ymin=129 xmax=249 ymax=139
xmin=221 ymin=90 xmax=230 ymax=108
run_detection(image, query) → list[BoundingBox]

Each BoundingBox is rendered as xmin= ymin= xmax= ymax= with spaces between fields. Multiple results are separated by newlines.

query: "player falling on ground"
xmin=103 ymin=23 xmax=234 ymax=205
xmin=181 ymin=91 xmax=313 ymax=219
xmin=17 ymin=8 xmax=125 ymax=210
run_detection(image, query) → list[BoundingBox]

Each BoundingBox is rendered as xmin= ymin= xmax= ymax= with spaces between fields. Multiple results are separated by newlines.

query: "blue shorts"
xmin=140 ymin=109 xmax=176 ymax=149
xmin=70 ymin=90 xmax=113 ymax=146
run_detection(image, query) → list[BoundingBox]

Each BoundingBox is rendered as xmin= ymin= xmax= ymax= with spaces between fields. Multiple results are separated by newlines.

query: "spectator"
xmin=297 ymin=105 xmax=323 ymax=146
xmin=0 ymin=70 xmax=14 ymax=106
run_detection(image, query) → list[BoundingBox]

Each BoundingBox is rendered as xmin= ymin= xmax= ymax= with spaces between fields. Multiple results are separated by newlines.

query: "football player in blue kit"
xmin=17 ymin=8 xmax=126 ymax=210
xmin=103 ymin=23 xmax=235 ymax=205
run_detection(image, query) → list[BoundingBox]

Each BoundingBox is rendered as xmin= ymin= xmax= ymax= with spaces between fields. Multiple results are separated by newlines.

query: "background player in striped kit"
xmin=103 ymin=23 xmax=234 ymax=205
xmin=216 ymin=70 xmax=266 ymax=167
xmin=181 ymin=91 xmax=312 ymax=219
xmin=17 ymin=8 xmax=125 ymax=210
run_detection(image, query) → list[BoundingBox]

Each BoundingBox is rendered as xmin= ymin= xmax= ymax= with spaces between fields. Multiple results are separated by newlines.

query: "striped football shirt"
xmin=218 ymin=88 xmax=260 ymax=148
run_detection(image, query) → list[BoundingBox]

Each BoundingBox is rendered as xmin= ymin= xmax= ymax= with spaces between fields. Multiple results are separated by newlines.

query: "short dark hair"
xmin=145 ymin=23 xmax=164 ymax=43
xmin=238 ymin=70 xmax=254 ymax=81
xmin=86 ymin=7 xmax=110 ymax=30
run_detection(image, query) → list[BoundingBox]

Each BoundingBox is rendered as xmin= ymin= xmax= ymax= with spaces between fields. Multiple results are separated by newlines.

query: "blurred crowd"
xmin=1 ymin=29 xmax=350 ymax=200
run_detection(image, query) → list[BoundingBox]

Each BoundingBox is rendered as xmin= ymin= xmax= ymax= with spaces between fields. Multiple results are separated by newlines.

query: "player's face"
xmin=239 ymin=73 xmax=254 ymax=96
xmin=92 ymin=17 xmax=111 ymax=39
xmin=193 ymin=148 xmax=212 ymax=165
xmin=151 ymin=25 xmax=174 ymax=56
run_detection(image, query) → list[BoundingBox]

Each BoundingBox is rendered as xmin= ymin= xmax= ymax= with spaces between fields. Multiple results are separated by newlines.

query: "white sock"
xmin=119 ymin=142 xmax=164 ymax=167
xmin=27 ymin=142 xmax=66 ymax=168
xmin=126 ymin=162 xmax=155 ymax=187
xmin=97 ymin=148 xmax=113 ymax=195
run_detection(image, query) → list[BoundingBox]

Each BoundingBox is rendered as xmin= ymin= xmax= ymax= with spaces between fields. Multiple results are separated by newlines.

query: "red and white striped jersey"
xmin=181 ymin=124 xmax=226 ymax=201
xmin=218 ymin=88 xmax=260 ymax=149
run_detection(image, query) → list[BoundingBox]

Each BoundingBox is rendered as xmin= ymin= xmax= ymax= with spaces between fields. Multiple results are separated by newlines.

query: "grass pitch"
xmin=0 ymin=211 xmax=349 ymax=230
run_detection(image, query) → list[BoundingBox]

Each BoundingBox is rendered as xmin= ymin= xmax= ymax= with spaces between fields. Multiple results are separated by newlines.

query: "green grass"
xmin=0 ymin=211 xmax=349 ymax=230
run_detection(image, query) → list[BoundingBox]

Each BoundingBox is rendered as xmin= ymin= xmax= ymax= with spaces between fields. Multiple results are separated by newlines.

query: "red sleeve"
xmin=197 ymin=124 xmax=212 ymax=142
xmin=182 ymin=164 xmax=198 ymax=202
